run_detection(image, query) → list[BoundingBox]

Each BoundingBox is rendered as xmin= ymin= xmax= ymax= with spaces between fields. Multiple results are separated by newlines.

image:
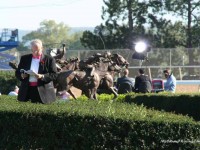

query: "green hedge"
xmin=0 ymin=70 xmax=18 ymax=94
xmin=124 ymin=92 xmax=200 ymax=121
xmin=0 ymin=96 xmax=199 ymax=149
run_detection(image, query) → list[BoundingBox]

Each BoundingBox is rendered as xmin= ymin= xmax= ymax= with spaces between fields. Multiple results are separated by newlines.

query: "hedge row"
xmin=124 ymin=92 xmax=200 ymax=121
xmin=0 ymin=70 xmax=18 ymax=94
xmin=0 ymin=96 xmax=199 ymax=149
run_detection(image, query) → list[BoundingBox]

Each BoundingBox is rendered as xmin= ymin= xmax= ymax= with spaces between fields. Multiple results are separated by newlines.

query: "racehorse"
xmin=111 ymin=53 xmax=129 ymax=68
xmin=95 ymin=59 xmax=121 ymax=98
xmin=64 ymin=52 xmax=128 ymax=99
xmin=55 ymin=57 xmax=100 ymax=100
xmin=55 ymin=69 xmax=100 ymax=100
xmin=56 ymin=57 xmax=79 ymax=71
xmin=86 ymin=52 xmax=129 ymax=98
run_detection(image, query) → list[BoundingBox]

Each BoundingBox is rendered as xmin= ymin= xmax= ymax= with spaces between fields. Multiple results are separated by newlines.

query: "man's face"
xmin=31 ymin=43 xmax=43 ymax=56
xmin=164 ymin=72 xmax=169 ymax=78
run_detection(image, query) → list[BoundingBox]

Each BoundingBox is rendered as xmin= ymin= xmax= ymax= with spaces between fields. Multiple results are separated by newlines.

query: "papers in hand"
xmin=20 ymin=69 xmax=37 ymax=75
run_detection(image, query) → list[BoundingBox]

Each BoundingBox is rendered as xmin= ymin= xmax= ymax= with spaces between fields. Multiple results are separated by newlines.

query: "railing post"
xmin=179 ymin=67 xmax=182 ymax=80
xmin=148 ymin=67 xmax=152 ymax=80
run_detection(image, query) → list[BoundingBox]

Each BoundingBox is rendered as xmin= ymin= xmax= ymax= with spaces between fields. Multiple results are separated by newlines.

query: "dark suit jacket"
xmin=134 ymin=74 xmax=152 ymax=93
xmin=15 ymin=54 xmax=58 ymax=104
xmin=116 ymin=76 xmax=134 ymax=89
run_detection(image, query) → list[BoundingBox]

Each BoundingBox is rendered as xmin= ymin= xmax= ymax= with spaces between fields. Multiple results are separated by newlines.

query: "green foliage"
xmin=0 ymin=96 xmax=199 ymax=149
xmin=68 ymin=32 xmax=87 ymax=50
xmin=97 ymin=93 xmax=115 ymax=101
xmin=80 ymin=0 xmax=200 ymax=72
xmin=80 ymin=30 xmax=99 ymax=49
xmin=164 ymin=0 xmax=200 ymax=68
xmin=73 ymin=93 xmax=125 ymax=102
xmin=82 ymin=0 xmax=173 ymax=49
xmin=164 ymin=0 xmax=200 ymax=20
xmin=124 ymin=92 xmax=200 ymax=121
xmin=21 ymin=19 xmax=86 ymax=50
xmin=0 ymin=71 xmax=18 ymax=94
xmin=22 ymin=20 xmax=71 ymax=45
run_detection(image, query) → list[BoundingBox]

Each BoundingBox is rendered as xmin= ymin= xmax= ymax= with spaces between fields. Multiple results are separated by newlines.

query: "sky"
xmin=0 ymin=0 xmax=104 ymax=30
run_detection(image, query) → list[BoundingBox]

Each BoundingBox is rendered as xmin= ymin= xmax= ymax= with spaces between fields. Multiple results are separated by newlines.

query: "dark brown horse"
xmin=95 ymin=60 xmax=121 ymax=98
xmin=55 ymin=69 xmax=100 ymax=100
xmin=54 ymin=57 xmax=100 ymax=100
xmin=111 ymin=53 xmax=129 ymax=68
xmin=87 ymin=52 xmax=129 ymax=98
xmin=65 ymin=53 xmax=128 ymax=99
xmin=56 ymin=57 xmax=79 ymax=71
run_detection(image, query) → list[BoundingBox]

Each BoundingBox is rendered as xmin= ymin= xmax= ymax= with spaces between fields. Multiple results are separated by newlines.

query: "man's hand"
xmin=35 ymin=74 xmax=44 ymax=79
xmin=21 ymin=73 xmax=28 ymax=79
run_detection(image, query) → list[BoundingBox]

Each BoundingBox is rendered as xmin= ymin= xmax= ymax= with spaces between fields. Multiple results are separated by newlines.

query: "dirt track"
xmin=176 ymin=84 xmax=200 ymax=93
xmin=70 ymin=84 xmax=200 ymax=99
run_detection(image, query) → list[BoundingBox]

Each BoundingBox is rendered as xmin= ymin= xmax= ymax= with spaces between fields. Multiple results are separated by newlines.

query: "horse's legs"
xmin=91 ymin=88 xmax=98 ymax=100
xmin=89 ymin=90 xmax=96 ymax=100
xmin=85 ymin=89 xmax=98 ymax=100
xmin=68 ymin=89 xmax=77 ymax=100
xmin=93 ymin=90 xmax=98 ymax=100
xmin=83 ymin=89 xmax=92 ymax=100
xmin=110 ymin=87 xmax=118 ymax=99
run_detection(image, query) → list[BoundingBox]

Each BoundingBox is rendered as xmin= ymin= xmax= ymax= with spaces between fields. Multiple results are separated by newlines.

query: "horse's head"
xmin=104 ymin=51 xmax=112 ymax=58
xmin=108 ymin=61 xmax=122 ymax=73
xmin=69 ymin=57 xmax=80 ymax=70
xmin=112 ymin=53 xmax=129 ymax=68
xmin=55 ymin=57 xmax=79 ymax=71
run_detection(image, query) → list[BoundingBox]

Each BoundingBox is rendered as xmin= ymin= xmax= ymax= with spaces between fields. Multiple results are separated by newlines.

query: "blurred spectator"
xmin=8 ymin=85 xmax=19 ymax=96
xmin=134 ymin=69 xmax=152 ymax=93
xmin=163 ymin=68 xmax=176 ymax=93
xmin=116 ymin=69 xmax=134 ymax=94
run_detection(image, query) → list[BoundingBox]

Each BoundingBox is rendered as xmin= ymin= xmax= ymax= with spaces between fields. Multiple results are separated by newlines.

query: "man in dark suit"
xmin=116 ymin=69 xmax=134 ymax=94
xmin=15 ymin=39 xmax=58 ymax=104
xmin=134 ymin=69 xmax=152 ymax=93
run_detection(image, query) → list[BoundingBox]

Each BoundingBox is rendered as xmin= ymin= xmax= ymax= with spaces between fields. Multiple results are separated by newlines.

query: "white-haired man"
xmin=15 ymin=39 xmax=58 ymax=104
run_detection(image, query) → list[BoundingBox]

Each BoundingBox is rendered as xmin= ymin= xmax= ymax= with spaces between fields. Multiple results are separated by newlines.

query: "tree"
xmin=147 ymin=22 xmax=187 ymax=66
xmin=156 ymin=21 xmax=187 ymax=48
xmin=81 ymin=0 xmax=170 ymax=49
xmin=22 ymin=20 xmax=71 ymax=48
xmin=164 ymin=0 xmax=200 ymax=67
xmin=80 ymin=23 xmax=132 ymax=49
xmin=68 ymin=32 xmax=87 ymax=50
xmin=21 ymin=19 xmax=87 ymax=53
